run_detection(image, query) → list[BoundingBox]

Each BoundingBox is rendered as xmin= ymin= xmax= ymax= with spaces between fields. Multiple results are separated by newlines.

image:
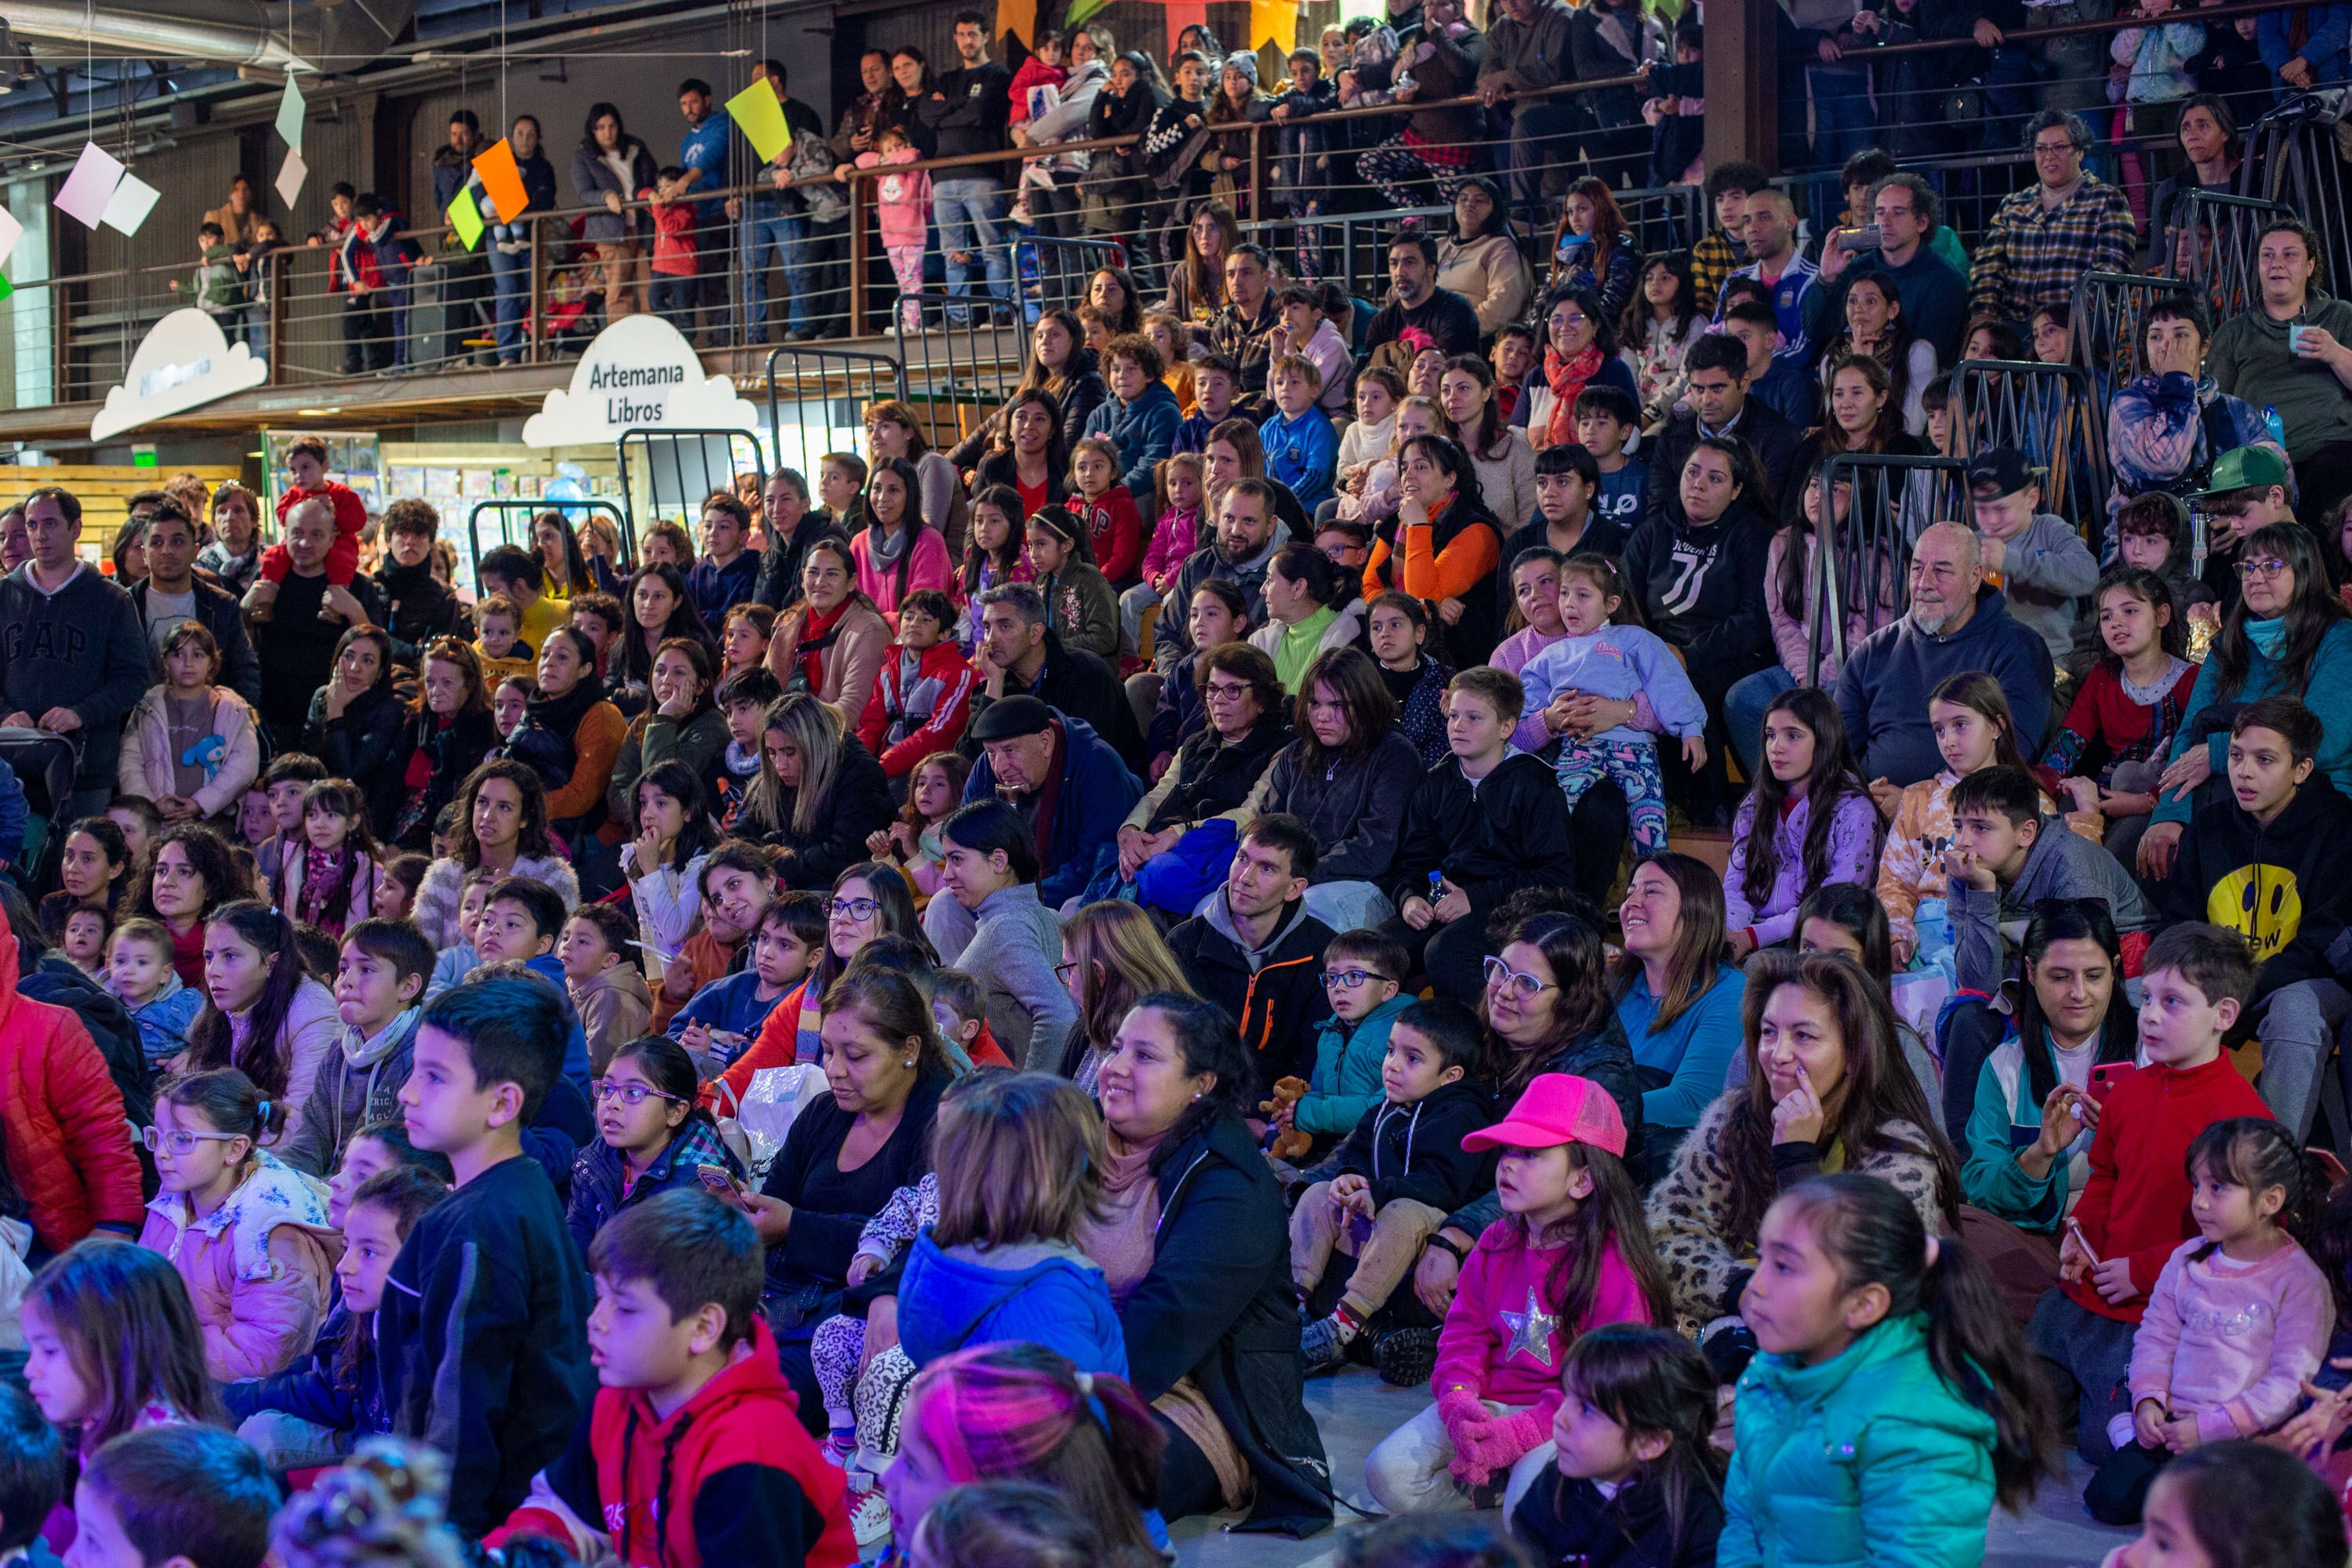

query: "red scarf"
xmin=1544 ymin=343 xmax=1606 ymax=448
xmin=793 ymin=599 xmax=851 ymax=692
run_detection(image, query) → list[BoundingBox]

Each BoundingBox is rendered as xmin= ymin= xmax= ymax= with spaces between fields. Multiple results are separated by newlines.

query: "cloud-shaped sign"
xmin=90 ymin=308 xmax=270 ymax=441
xmin=521 ymin=313 xmax=765 ymax=448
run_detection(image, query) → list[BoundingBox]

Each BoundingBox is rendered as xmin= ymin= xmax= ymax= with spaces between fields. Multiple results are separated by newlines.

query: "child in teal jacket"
xmin=1290 ymin=930 xmax=1414 ymax=1143
xmin=1722 ymin=1174 xmax=2055 ymax=1568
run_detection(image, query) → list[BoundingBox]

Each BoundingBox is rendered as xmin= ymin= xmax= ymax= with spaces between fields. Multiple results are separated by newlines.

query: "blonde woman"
xmin=1054 ymin=900 xmax=1196 ymax=1090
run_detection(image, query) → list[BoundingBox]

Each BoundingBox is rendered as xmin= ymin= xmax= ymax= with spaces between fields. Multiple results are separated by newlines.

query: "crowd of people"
xmin=22 ymin=7 xmax=2352 ymax=1562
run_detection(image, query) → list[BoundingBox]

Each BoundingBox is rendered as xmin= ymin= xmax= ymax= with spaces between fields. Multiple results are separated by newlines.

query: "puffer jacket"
xmin=564 ymin=1116 xmax=740 ymax=1258
xmin=1721 ymin=1312 xmax=1998 ymax=1568
xmin=118 ymin=684 xmax=262 ymax=818
xmin=1080 ymin=381 xmax=1182 ymax=501
xmin=0 ymin=921 xmax=145 ymax=1253
xmin=231 ymin=977 xmax=343 ymax=1153
xmin=222 ymin=1302 xmax=391 ymax=1440
xmin=898 ymin=1232 xmax=1129 ymax=1374
xmin=136 ymin=1149 xmax=339 ymax=1381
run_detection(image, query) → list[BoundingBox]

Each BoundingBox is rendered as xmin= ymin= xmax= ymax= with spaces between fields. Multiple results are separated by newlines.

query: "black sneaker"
xmin=1372 ymin=1325 xmax=1440 ymax=1388
xmin=1299 ymin=1315 xmax=1353 ymax=1377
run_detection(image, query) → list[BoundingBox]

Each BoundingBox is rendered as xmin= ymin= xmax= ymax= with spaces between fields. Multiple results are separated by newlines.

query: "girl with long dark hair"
xmin=1619 ymin=252 xmax=1704 ymax=424
xmin=1722 ymin=688 xmax=1878 ymax=960
xmin=854 ymin=454 xmax=956 ymax=627
xmin=183 ymin=902 xmax=339 ymax=1149
xmin=971 ymin=393 xmax=1071 ymax=519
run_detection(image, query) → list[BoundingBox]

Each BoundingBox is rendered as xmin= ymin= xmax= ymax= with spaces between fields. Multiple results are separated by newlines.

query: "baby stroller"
xmin=0 ymin=724 xmax=80 ymax=891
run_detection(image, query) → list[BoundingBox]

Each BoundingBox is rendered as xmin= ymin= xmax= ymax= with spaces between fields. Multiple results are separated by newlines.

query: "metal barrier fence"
xmin=1022 ymin=234 xmax=1127 ymax=315
xmin=2174 ymin=190 xmax=2288 ymax=321
xmin=763 ymin=345 xmax=907 ymax=483
xmin=465 ymin=498 xmax=630 ymax=593
xmin=2242 ymin=96 xmax=2347 ymax=296
xmin=1809 ymin=453 xmax=1972 ymax=683
xmin=2068 ymin=271 xmax=2178 ymax=401
xmin=893 ymin=293 xmax=1025 ymax=456
xmin=1951 ymin=358 xmax=2110 ymax=547
xmin=613 ymin=428 xmax=766 ymax=537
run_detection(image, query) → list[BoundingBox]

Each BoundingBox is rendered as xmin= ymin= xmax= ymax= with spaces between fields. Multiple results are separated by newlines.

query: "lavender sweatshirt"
xmin=1518 ymin=622 xmax=1708 ymax=747
xmin=2127 ymin=1236 xmax=2333 ymax=1444
xmin=1722 ymin=788 xmax=1880 ymax=948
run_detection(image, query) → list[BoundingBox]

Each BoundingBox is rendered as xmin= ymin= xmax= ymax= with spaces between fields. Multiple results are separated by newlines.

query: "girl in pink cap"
xmin=1363 ymin=1072 xmax=1671 ymax=1518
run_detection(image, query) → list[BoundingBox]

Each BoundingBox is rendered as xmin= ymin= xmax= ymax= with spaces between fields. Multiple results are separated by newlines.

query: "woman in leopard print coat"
xmin=1643 ymin=949 xmax=1961 ymax=1338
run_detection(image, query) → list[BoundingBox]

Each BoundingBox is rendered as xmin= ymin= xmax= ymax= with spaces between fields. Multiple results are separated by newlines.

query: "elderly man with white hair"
xmin=1833 ymin=520 xmax=2056 ymax=800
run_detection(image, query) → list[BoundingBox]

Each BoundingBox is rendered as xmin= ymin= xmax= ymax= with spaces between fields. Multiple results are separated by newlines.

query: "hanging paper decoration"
xmin=446 ymin=186 xmax=485 ymax=250
xmin=471 ymin=139 xmax=530 ymax=223
xmin=0 ymin=206 xmax=25 ymax=268
xmin=276 ymin=150 xmax=308 ymax=209
xmin=725 ymin=77 xmax=793 ymax=165
xmin=275 ymin=77 xmax=307 ymax=155
xmin=1249 ymin=0 xmax=1298 ymax=52
xmin=1159 ymin=0 xmax=1207 ymax=56
xmin=100 ymin=172 xmax=161 ymax=237
xmin=55 ymin=143 xmax=125 ymax=229
xmin=996 ymin=0 xmax=1039 ymax=49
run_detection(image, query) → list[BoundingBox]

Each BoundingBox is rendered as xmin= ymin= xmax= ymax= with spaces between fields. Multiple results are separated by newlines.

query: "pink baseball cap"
xmin=1461 ymin=1073 xmax=1628 ymax=1158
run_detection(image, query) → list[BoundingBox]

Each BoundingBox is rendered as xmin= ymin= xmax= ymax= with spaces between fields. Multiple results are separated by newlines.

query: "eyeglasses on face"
xmin=590 ymin=1080 xmax=688 ymax=1107
xmin=1322 ymin=967 xmax=1395 ymax=991
xmin=1054 ymin=960 xmax=1081 ymax=984
xmin=141 ymin=1126 xmax=244 ymax=1155
xmin=829 ymin=897 xmax=882 ymax=921
xmin=1203 ymin=679 xmax=1251 ymax=702
xmin=1483 ymin=955 xmax=1555 ymax=1001
xmin=2236 ymin=557 xmax=2290 ymax=579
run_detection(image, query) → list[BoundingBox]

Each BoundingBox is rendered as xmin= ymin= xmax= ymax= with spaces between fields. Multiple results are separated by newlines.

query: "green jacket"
xmin=1722 ymin=1312 xmax=1998 ymax=1568
xmin=194 ymin=241 xmax=247 ymax=314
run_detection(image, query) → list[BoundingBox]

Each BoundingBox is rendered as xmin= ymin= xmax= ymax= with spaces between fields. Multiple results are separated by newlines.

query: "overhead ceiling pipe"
xmin=3 ymin=0 xmax=318 ymax=73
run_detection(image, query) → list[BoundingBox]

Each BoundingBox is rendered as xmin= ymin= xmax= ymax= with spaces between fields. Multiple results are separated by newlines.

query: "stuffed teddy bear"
xmin=1258 ymin=1075 xmax=1312 ymax=1162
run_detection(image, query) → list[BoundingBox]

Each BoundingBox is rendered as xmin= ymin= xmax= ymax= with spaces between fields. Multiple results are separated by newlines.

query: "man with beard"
xmin=127 ymin=499 xmax=261 ymax=704
xmin=1834 ymin=521 xmax=2056 ymax=797
xmin=1153 ymin=480 xmax=1291 ymax=676
xmin=964 ymin=581 xmax=1145 ymax=772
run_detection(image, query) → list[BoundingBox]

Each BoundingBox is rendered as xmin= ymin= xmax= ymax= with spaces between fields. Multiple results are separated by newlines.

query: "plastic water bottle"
xmin=2264 ymin=405 xmax=2287 ymax=451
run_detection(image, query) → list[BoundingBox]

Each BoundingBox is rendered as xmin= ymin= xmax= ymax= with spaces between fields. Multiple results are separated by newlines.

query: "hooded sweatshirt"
xmin=898 ymin=1232 xmax=1130 ymax=1374
xmin=489 ymin=1316 xmax=855 ymax=1568
xmin=278 ymin=1007 xmax=423 ymax=1179
xmin=1386 ymin=750 xmax=1578 ymax=917
xmin=1985 ymin=510 xmax=2101 ymax=660
xmin=1947 ymin=812 xmax=2153 ymax=995
xmin=1326 ymin=1077 xmax=1498 ymax=1213
xmin=1834 ymin=588 xmax=2058 ymax=788
xmin=1299 ymin=993 xmax=1415 ymax=1138
xmin=2157 ymin=771 xmax=2352 ymax=1007
xmin=1619 ymin=500 xmax=1776 ymax=681
xmin=1167 ymin=895 xmax=1336 ymax=1091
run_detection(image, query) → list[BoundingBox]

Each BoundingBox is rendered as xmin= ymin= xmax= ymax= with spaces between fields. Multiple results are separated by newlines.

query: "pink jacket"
xmin=851 ymin=524 xmax=956 ymax=626
xmin=2127 ymin=1236 xmax=2335 ymax=1444
xmin=118 ymin=684 xmax=263 ymax=819
xmin=1141 ymin=504 xmax=1201 ymax=590
xmin=1764 ymin=528 xmax=1894 ymax=687
xmin=1432 ymin=1218 xmax=1653 ymax=1416
xmin=136 ymin=1149 xmax=339 ymax=1381
xmin=858 ymin=148 xmax=931 ymax=251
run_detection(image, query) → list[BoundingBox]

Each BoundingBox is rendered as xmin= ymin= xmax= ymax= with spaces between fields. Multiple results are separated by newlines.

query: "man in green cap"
xmin=2189 ymin=445 xmax=2298 ymax=621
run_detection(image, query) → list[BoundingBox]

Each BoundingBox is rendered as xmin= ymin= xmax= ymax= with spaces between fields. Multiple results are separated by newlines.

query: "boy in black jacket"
xmin=1294 ymin=999 xmax=1497 ymax=1374
xmin=2157 ymin=695 xmax=2352 ymax=1141
xmin=379 ymin=976 xmax=593 ymax=1536
xmin=1385 ymin=667 xmax=1577 ymax=1004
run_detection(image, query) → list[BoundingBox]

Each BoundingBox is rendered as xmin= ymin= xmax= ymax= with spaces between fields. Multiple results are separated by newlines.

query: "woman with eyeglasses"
xmin=931 ymin=800 xmax=1080 ymax=1072
xmin=1054 ymin=899 xmax=1195 ymax=1090
xmin=1403 ymin=910 xmax=1645 ymax=1327
xmin=1109 ymin=642 xmax=1293 ymax=915
xmin=2142 ymin=521 xmax=2352 ymax=883
xmin=706 ymin=861 xmax=933 ymax=1112
xmin=564 ymin=1036 xmax=742 ymax=1256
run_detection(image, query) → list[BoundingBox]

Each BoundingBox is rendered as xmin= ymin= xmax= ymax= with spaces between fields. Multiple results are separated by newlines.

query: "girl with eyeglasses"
xmin=136 ymin=1067 xmax=336 ymax=1381
xmin=564 ymin=1036 xmax=742 ymax=1255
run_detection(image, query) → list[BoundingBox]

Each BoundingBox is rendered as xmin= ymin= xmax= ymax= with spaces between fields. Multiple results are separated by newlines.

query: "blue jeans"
xmin=1725 ymin=665 xmax=1797 ymax=780
xmin=932 ymin=176 xmax=1011 ymax=313
xmin=1808 ymin=64 xmax=1878 ymax=172
xmin=742 ymin=204 xmax=810 ymax=338
xmin=488 ymin=227 xmax=529 ymax=360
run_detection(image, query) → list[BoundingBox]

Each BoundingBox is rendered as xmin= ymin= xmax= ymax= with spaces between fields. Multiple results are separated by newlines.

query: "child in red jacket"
xmin=488 ymin=1189 xmax=855 ymax=1568
xmin=2029 ymin=922 xmax=2274 ymax=1465
xmin=247 ymin=433 xmax=368 ymax=621
xmin=645 ymin=166 xmax=699 ymax=334
xmin=1069 ymin=434 xmax=1144 ymax=587
xmin=855 ymin=590 xmax=975 ymax=780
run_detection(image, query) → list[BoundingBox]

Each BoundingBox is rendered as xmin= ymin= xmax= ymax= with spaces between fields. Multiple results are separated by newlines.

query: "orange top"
xmin=1361 ymin=496 xmax=1501 ymax=605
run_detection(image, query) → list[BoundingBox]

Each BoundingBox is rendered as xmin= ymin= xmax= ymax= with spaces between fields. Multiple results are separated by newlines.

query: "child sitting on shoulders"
xmin=2087 ymin=1118 xmax=2332 ymax=1525
xmin=136 ymin=1068 xmax=338 ymax=1381
xmin=107 ymin=917 xmax=200 ymax=1072
xmin=1519 ymin=554 xmax=1708 ymax=858
xmin=487 ymin=1189 xmax=856 ymax=1566
xmin=1509 ymin=1323 xmax=1726 ymax=1568
xmin=1725 ymin=1174 xmax=2056 ymax=1564
xmin=1366 ymin=1073 xmax=1671 ymax=1519
xmin=473 ymin=595 xmax=536 ymax=691
xmin=1295 ymin=1000 xmax=1497 ymax=1376
xmin=223 ymin=1167 xmax=449 ymax=1471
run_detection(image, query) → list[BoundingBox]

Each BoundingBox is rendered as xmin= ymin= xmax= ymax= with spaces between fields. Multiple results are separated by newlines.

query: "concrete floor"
xmin=1167 ymin=1364 xmax=2136 ymax=1566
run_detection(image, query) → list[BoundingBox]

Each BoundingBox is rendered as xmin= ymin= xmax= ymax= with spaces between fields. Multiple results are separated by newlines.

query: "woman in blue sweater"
xmin=2140 ymin=521 xmax=2352 ymax=880
xmin=1612 ymin=852 xmax=1746 ymax=1185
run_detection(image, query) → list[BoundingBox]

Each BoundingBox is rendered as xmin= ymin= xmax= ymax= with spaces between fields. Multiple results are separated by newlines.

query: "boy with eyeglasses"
xmin=1290 ymin=997 xmax=1497 ymax=1376
xmin=1285 ymin=928 xmax=1414 ymax=1153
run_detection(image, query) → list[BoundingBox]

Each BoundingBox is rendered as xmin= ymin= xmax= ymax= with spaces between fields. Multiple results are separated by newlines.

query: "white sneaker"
xmin=847 ymin=1472 xmax=894 ymax=1548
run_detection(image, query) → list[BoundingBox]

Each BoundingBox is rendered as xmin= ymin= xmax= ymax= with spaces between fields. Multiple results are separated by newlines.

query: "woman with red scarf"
xmin=1515 ymin=285 xmax=1639 ymax=452
xmin=1361 ymin=432 xmax=1507 ymax=667
xmin=764 ymin=536 xmax=890 ymax=731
